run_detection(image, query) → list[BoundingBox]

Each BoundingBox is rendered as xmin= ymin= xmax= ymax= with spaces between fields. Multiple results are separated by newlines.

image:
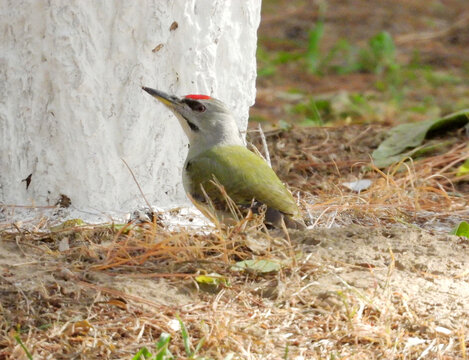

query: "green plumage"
xmin=184 ymin=145 xmax=300 ymax=217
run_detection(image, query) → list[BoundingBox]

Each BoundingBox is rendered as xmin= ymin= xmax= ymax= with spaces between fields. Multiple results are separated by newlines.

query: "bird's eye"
xmin=194 ymin=104 xmax=206 ymax=113
xmin=184 ymin=99 xmax=207 ymax=113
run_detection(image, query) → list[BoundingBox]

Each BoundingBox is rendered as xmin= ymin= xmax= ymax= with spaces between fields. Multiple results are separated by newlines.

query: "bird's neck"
xmin=187 ymin=127 xmax=244 ymax=160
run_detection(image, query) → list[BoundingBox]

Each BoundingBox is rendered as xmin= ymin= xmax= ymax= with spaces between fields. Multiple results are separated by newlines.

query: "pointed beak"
xmin=142 ymin=87 xmax=180 ymax=109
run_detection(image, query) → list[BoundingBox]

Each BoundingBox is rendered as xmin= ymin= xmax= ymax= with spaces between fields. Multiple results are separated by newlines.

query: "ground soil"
xmin=292 ymin=226 xmax=469 ymax=329
xmin=4 ymin=226 xmax=468 ymax=327
xmin=1 ymin=223 xmax=468 ymax=358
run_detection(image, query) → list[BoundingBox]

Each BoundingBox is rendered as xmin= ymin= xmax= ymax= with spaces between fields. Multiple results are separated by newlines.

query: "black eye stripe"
xmin=182 ymin=98 xmax=198 ymax=107
xmin=182 ymin=114 xmax=200 ymax=132
xmin=183 ymin=99 xmax=206 ymax=112
xmin=187 ymin=121 xmax=199 ymax=131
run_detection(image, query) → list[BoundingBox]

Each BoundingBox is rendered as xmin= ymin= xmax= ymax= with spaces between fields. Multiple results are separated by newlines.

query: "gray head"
xmin=142 ymin=87 xmax=244 ymax=157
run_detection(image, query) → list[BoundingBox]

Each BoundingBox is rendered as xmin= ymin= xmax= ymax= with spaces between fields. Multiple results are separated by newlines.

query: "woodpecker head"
xmin=142 ymin=87 xmax=243 ymax=156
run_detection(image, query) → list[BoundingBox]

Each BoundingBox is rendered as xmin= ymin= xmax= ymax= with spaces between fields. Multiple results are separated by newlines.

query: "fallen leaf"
xmin=456 ymin=158 xmax=469 ymax=177
xmin=58 ymin=237 xmax=70 ymax=252
xmin=231 ymin=259 xmax=281 ymax=273
xmin=195 ymin=273 xmax=228 ymax=286
xmin=50 ymin=218 xmax=85 ymax=232
xmin=342 ymin=179 xmax=372 ymax=192
xmin=451 ymin=221 xmax=469 ymax=237
xmin=372 ymin=109 xmax=469 ymax=167
xmin=106 ymin=298 xmax=128 ymax=310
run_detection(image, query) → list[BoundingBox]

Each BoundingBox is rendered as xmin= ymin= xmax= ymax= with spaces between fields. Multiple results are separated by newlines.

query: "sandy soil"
xmin=3 ymin=225 xmax=467 ymax=323
xmin=293 ymin=226 xmax=469 ymax=329
xmin=1 ymin=222 xmax=468 ymax=358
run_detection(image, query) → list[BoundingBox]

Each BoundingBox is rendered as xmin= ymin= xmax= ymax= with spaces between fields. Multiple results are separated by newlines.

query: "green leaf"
xmin=372 ymin=109 xmax=469 ymax=167
xmin=109 ymin=223 xmax=135 ymax=233
xmin=192 ymin=336 xmax=206 ymax=358
xmin=14 ymin=335 xmax=33 ymax=360
xmin=456 ymin=159 xmax=469 ymax=177
xmin=155 ymin=332 xmax=172 ymax=360
xmin=195 ymin=273 xmax=228 ymax=286
xmin=451 ymin=221 xmax=469 ymax=237
xmin=292 ymin=98 xmax=324 ymax=126
xmin=131 ymin=346 xmax=152 ymax=360
xmin=369 ymin=31 xmax=398 ymax=73
xmin=306 ymin=19 xmax=325 ymax=74
xmin=176 ymin=315 xmax=192 ymax=357
xmin=50 ymin=218 xmax=85 ymax=232
xmin=231 ymin=259 xmax=282 ymax=273
xmin=306 ymin=3 xmax=326 ymax=74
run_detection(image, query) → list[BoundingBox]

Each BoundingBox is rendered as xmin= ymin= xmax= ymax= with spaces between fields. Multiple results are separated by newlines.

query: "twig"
xmin=121 ymin=158 xmax=153 ymax=211
xmin=395 ymin=13 xmax=469 ymax=44
xmin=258 ymin=123 xmax=272 ymax=168
xmin=76 ymin=280 xmax=172 ymax=312
xmin=345 ymin=126 xmax=372 ymax=147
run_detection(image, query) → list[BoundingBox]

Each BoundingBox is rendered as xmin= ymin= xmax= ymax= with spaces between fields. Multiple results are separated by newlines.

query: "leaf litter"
xmin=1 ymin=121 xmax=468 ymax=359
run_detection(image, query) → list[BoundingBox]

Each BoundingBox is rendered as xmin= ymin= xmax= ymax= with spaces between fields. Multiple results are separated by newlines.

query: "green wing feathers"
xmin=186 ymin=145 xmax=300 ymax=217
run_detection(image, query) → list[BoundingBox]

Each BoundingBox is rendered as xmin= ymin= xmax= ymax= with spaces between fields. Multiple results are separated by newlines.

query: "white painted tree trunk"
xmin=0 ymin=1 xmax=261 ymax=215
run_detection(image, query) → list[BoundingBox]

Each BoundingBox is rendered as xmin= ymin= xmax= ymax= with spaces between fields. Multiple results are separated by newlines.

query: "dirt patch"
xmin=1 ymin=223 xmax=468 ymax=358
xmin=292 ymin=226 xmax=469 ymax=328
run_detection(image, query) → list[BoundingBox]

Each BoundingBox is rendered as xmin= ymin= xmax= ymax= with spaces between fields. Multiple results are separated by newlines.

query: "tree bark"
xmin=0 ymin=1 xmax=261 ymax=214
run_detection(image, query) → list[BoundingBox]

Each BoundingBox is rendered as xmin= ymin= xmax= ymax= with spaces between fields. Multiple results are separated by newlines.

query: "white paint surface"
xmin=0 ymin=1 xmax=261 ymax=215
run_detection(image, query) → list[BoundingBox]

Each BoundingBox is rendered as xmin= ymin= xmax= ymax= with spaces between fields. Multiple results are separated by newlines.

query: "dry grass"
xmin=0 ymin=224 xmax=467 ymax=358
xmin=248 ymin=125 xmax=469 ymax=230
xmin=1 ymin=123 xmax=468 ymax=359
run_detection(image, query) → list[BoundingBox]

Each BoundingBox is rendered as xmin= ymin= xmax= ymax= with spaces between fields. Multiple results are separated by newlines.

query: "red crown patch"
xmin=185 ymin=94 xmax=211 ymax=100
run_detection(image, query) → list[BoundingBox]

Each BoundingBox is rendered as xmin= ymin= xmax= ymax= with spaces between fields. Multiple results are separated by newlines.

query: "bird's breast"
xmin=182 ymin=160 xmax=193 ymax=194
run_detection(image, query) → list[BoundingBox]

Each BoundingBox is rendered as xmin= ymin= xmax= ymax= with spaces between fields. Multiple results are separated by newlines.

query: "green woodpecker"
xmin=142 ymin=87 xmax=304 ymax=228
